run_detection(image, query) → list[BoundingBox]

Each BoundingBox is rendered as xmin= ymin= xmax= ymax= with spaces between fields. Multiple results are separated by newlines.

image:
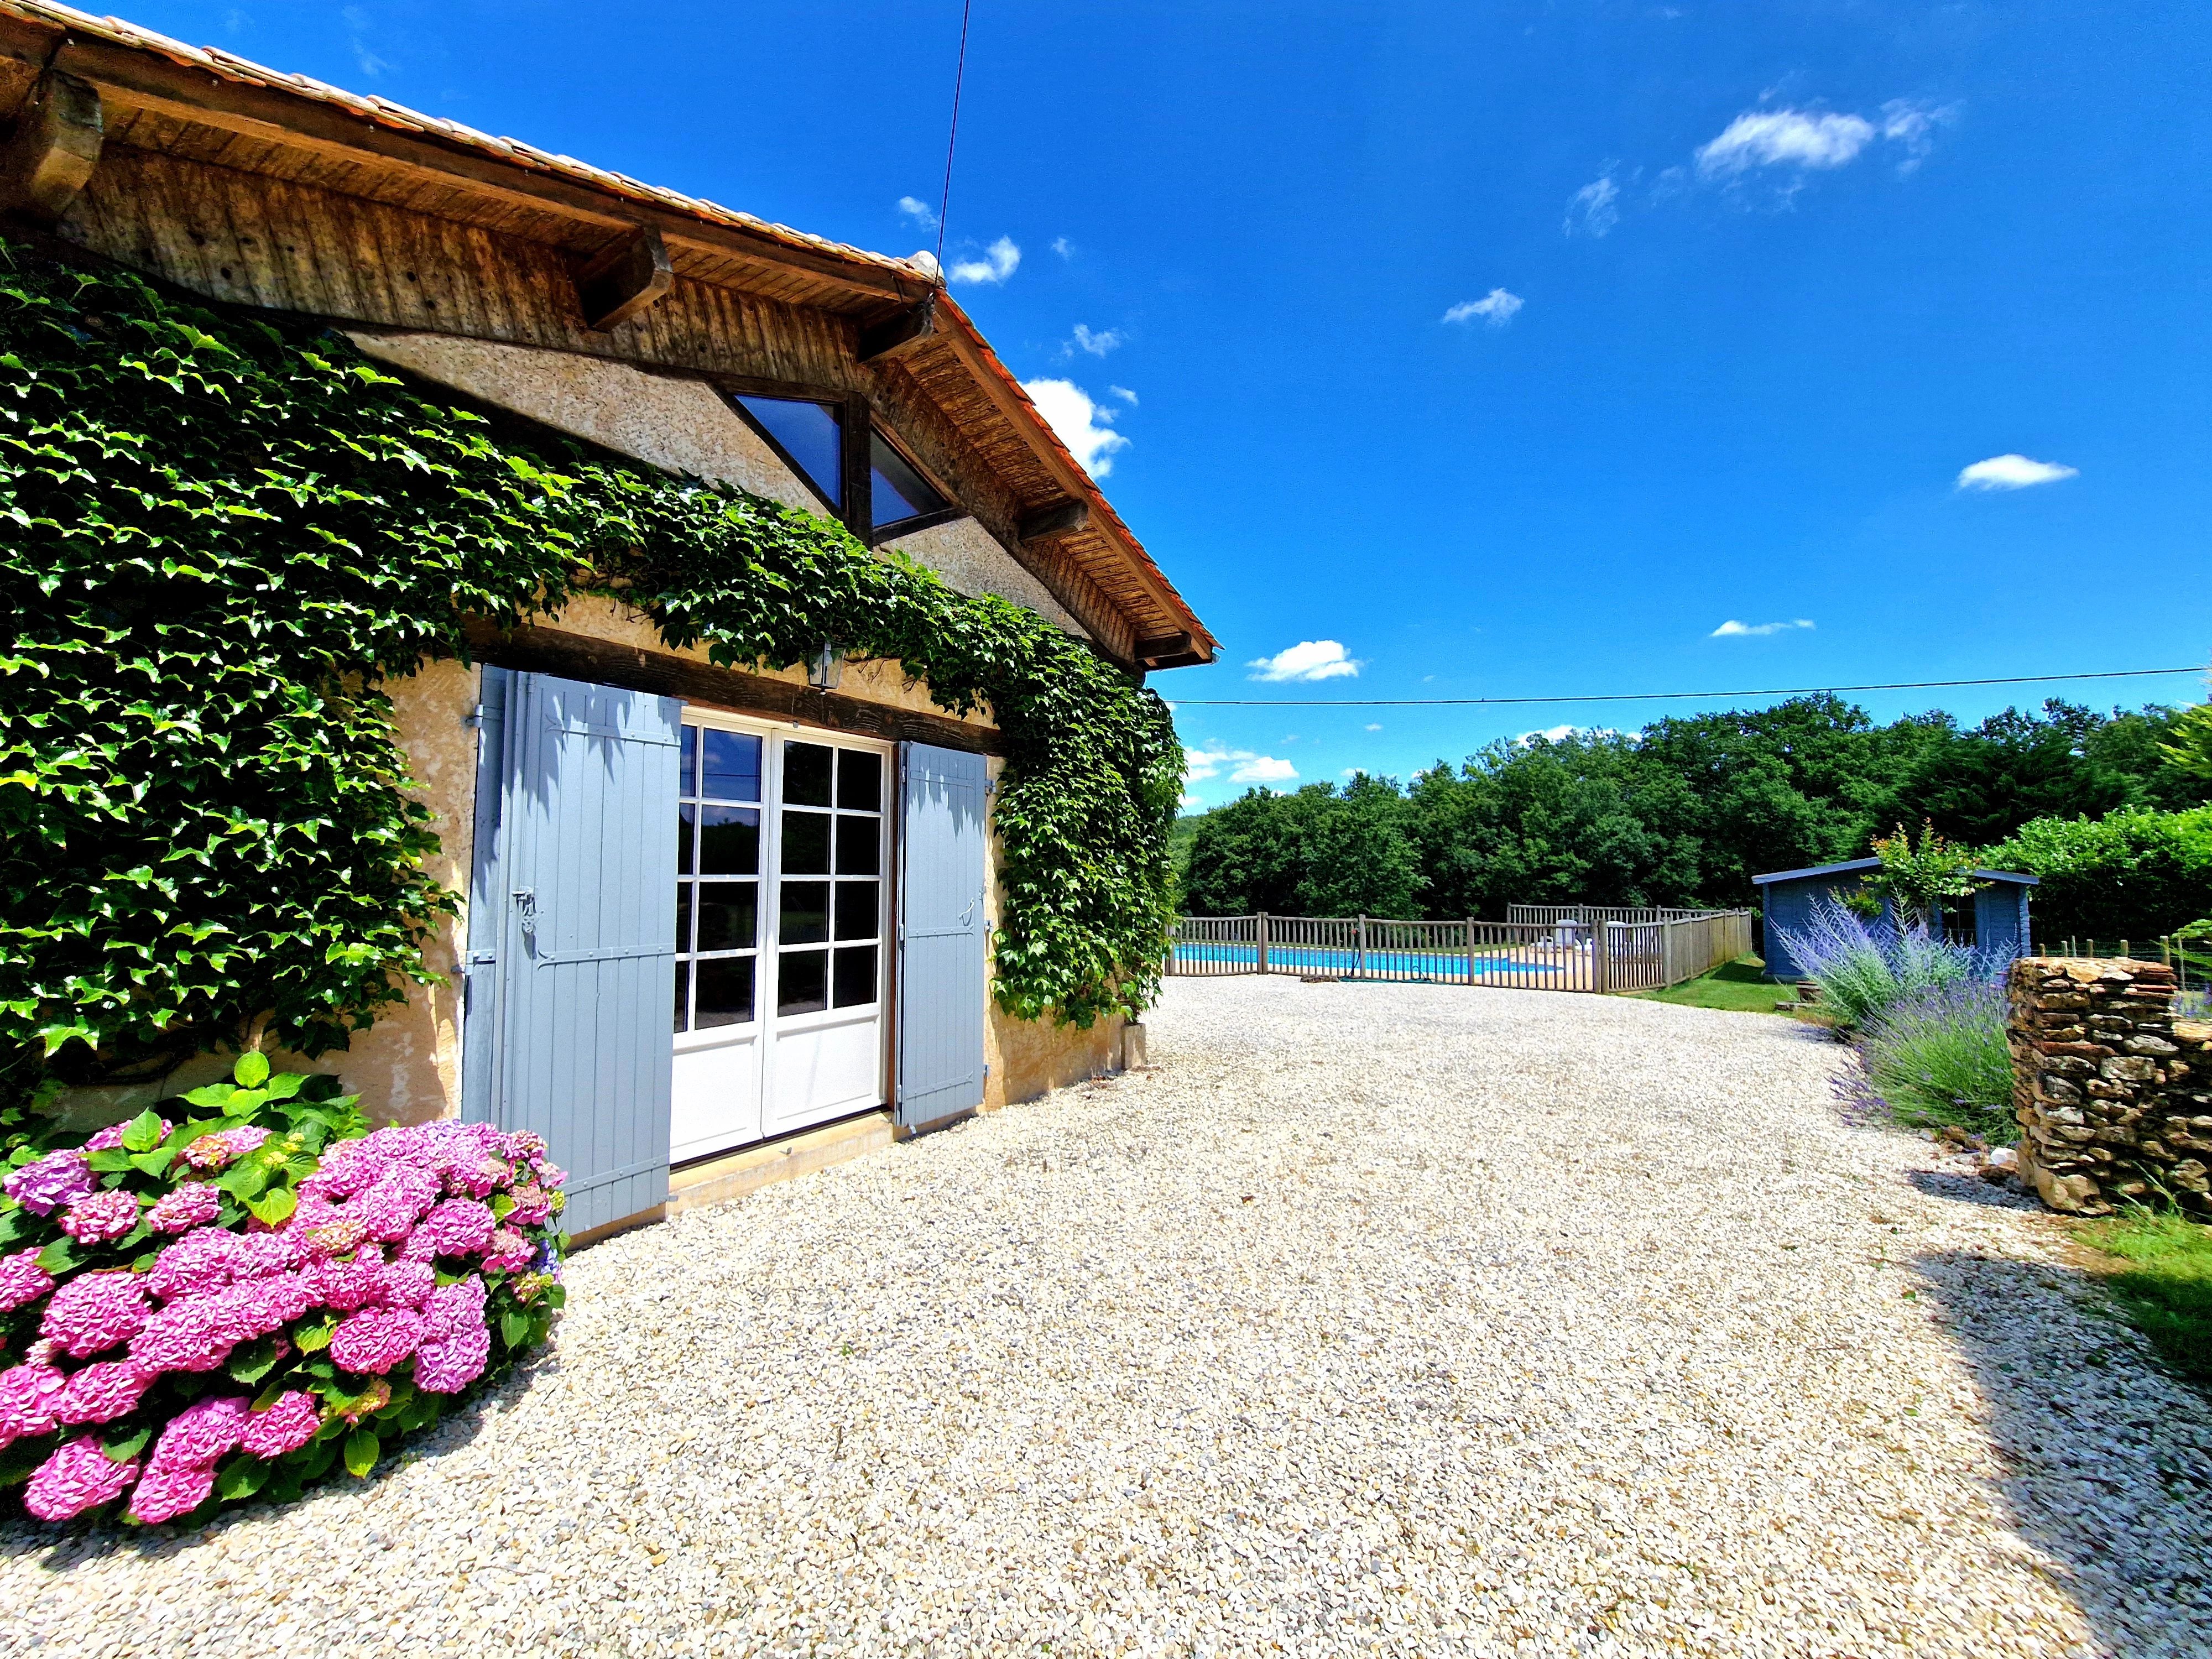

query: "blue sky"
xmin=134 ymin=2 xmax=2211 ymax=806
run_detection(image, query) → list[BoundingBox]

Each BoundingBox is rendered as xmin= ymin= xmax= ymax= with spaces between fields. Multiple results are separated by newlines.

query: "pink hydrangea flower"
xmin=310 ymin=1248 xmax=387 ymax=1312
xmin=238 ymin=1390 xmax=321 ymax=1459
xmin=84 ymin=1115 xmax=169 ymax=1153
xmin=41 ymin=1272 xmax=153 ymax=1358
xmin=330 ymin=1306 xmax=424 ymax=1375
xmin=55 ymin=1359 xmax=155 ymax=1426
xmin=23 ymin=1434 xmax=137 ymax=1522
xmin=536 ymin=1163 xmax=567 ymax=1191
xmin=3 ymin=1149 xmax=97 ymax=1215
xmin=127 ymin=1460 xmax=216 ymax=1526
xmin=377 ymin=1259 xmax=436 ymax=1310
xmin=481 ymin=1228 xmax=533 ymax=1274
xmin=127 ymin=1296 xmax=241 ymax=1374
xmin=413 ymin=1199 xmax=494 ymax=1258
xmin=147 ymin=1182 xmax=222 ymax=1234
xmin=413 ymin=1321 xmax=492 ymax=1394
xmin=227 ymin=1230 xmax=305 ymax=1280
xmin=504 ymin=1185 xmax=553 ymax=1228
xmin=419 ymin=1275 xmax=487 ymax=1342
xmin=147 ymin=1228 xmax=238 ymax=1303
xmin=148 ymin=1393 xmax=252 ymax=1472
xmin=300 ymin=1218 xmax=369 ymax=1262
xmin=58 ymin=1190 xmax=142 ymax=1245
xmin=179 ymin=1125 xmax=270 ymax=1174
xmin=0 ymin=1247 xmax=54 ymax=1313
xmin=0 ymin=1361 xmax=67 ymax=1449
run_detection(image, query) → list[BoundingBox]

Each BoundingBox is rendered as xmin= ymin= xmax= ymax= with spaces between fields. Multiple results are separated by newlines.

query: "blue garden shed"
xmin=1752 ymin=858 xmax=2038 ymax=982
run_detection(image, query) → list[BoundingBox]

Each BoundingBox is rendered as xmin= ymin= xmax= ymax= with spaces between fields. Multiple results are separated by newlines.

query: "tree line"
xmin=1178 ymin=697 xmax=2212 ymax=938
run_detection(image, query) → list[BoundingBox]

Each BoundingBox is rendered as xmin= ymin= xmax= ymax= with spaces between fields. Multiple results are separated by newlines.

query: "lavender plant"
xmin=1855 ymin=979 xmax=2017 ymax=1140
xmin=1776 ymin=895 xmax=1995 ymax=1030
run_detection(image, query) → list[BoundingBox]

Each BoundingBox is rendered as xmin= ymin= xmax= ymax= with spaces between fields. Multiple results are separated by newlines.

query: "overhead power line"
xmin=1164 ymin=665 xmax=2209 ymax=708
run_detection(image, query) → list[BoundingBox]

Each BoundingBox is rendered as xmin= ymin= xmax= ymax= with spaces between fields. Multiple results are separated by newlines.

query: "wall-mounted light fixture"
xmin=807 ymin=642 xmax=844 ymax=692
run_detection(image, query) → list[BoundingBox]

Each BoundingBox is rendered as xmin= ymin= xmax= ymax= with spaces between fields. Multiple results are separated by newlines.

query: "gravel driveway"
xmin=7 ymin=977 xmax=2212 ymax=1657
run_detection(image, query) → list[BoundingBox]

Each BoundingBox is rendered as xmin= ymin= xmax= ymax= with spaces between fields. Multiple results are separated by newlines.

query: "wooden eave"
xmin=0 ymin=0 xmax=1217 ymax=669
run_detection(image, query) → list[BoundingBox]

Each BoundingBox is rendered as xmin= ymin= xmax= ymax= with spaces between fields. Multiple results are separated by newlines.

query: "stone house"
xmin=0 ymin=1 xmax=1216 ymax=1237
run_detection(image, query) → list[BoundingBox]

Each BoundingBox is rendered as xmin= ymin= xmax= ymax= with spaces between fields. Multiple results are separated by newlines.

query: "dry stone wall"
xmin=2008 ymin=957 xmax=2212 ymax=1216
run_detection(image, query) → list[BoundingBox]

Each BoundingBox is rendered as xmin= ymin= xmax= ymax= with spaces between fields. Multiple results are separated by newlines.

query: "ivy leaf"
xmin=342 ymin=1428 xmax=379 ymax=1478
xmin=119 ymin=1109 xmax=167 ymax=1153
xmin=244 ymin=1187 xmax=296 ymax=1227
xmin=102 ymin=1423 xmax=153 ymax=1464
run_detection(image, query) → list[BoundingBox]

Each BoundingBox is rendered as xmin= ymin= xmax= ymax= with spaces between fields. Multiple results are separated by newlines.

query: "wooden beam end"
xmin=857 ymin=295 xmax=938 ymax=363
xmin=1017 ymin=499 xmax=1088 ymax=544
xmin=0 ymin=71 xmax=103 ymax=225
xmin=574 ymin=223 xmax=674 ymax=332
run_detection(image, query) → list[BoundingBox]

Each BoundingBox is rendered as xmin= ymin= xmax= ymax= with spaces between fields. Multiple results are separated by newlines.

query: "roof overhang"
xmin=0 ymin=0 xmax=1217 ymax=668
xmin=1751 ymin=857 xmax=2038 ymax=888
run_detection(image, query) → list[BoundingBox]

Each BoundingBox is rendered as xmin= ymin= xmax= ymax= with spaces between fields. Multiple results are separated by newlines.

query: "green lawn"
xmin=1630 ymin=955 xmax=1811 ymax=1015
xmin=2078 ymin=1210 xmax=2212 ymax=1385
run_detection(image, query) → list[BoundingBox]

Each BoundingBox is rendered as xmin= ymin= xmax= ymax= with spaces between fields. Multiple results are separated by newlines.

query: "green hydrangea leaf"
xmin=500 ymin=1308 xmax=530 ymax=1348
xmin=119 ymin=1109 xmax=168 ymax=1153
xmin=342 ymin=1428 xmax=380 ymax=1479
xmin=232 ymin=1051 xmax=270 ymax=1088
xmin=213 ymin=1455 xmax=270 ymax=1501
xmin=34 ymin=1238 xmax=77 ymax=1275
xmin=102 ymin=1423 xmax=153 ymax=1464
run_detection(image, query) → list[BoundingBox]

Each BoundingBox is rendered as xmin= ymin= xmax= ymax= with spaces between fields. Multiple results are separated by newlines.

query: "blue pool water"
xmin=1171 ymin=943 xmax=1564 ymax=976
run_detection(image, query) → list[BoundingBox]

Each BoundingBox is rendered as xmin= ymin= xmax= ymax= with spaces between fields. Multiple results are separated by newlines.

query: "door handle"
xmin=512 ymin=889 xmax=538 ymax=938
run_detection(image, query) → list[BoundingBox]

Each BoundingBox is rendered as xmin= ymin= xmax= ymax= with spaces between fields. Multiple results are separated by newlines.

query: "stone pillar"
xmin=2007 ymin=957 xmax=2212 ymax=1216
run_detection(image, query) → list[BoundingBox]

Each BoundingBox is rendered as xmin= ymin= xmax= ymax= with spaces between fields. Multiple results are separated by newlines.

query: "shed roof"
xmin=0 ymin=0 xmax=1217 ymax=667
xmin=1751 ymin=857 xmax=2038 ymax=888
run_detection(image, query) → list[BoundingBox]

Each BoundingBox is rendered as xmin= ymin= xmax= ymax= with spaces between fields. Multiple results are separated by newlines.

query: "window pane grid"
xmin=676 ymin=724 xmax=761 ymax=1035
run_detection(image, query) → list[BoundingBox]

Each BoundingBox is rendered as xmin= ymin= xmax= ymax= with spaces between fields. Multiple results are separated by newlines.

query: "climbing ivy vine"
xmin=0 ymin=244 xmax=1181 ymax=1115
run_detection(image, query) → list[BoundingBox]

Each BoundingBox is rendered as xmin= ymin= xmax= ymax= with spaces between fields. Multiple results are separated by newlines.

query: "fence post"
xmin=1466 ymin=917 xmax=1477 ymax=987
xmin=1357 ymin=914 xmax=1368 ymax=980
xmin=1257 ymin=912 xmax=1270 ymax=976
xmin=1593 ymin=921 xmax=1610 ymax=993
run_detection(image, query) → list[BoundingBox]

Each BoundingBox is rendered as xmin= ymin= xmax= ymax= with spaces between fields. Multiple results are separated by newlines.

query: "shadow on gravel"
xmin=1904 ymin=1168 xmax=2042 ymax=1211
xmin=1913 ymin=1247 xmax=2212 ymax=1657
xmin=0 ymin=1347 xmax=557 ymax=1566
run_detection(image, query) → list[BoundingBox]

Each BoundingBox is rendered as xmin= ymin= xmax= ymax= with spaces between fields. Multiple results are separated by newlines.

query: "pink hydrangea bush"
xmin=0 ymin=1053 xmax=566 ymax=1525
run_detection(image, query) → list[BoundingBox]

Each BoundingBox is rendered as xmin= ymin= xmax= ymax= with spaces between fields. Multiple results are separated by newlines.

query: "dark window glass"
xmin=695 ymin=957 xmax=755 ymax=1029
xmin=735 ymin=396 xmax=843 ymax=509
xmin=675 ymin=883 xmax=693 ymax=953
xmin=778 ymin=949 xmax=828 ymax=1016
xmin=676 ymin=802 xmax=695 ymax=876
xmin=835 ymin=814 xmax=880 ymax=875
xmin=833 ymin=945 xmax=878 ymax=1009
xmin=869 ymin=431 xmax=948 ymax=530
xmin=702 ymin=731 xmax=761 ymax=803
xmin=784 ymin=742 xmax=833 ymax=807
xmin=672 ymin=962 xmax=690 ymax=1034
xmin=779 ymin=881 xmax=830 ymax=945
xmin=696 ymin=883 xmax=758 ymax=953
xmin=834 ymin=880 xmax=878 ymax=941
xmin=837 ymin=750 xmax=881 ymax=812
xmin=680 ymin=724 xmax=697 ymax=796
xmin=698 ymin=806 xmax=759 ymax=875
xmin=781 ymin=810 xmax=831 ymax=874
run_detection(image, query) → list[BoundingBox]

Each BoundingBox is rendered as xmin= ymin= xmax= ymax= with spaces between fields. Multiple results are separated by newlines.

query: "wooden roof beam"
xmin=0 ymin=69 xmax=101 ymax=224
xmin=573 ymin=223 xmax=672 ymax=332
xmin=1018 ymin=499 xmax=1088 ymax=544
xmin=857 ymin=294 xmax=936 ymax=363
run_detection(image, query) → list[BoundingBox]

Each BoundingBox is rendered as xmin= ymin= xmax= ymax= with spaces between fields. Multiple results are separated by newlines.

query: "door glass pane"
xmin=676 ymin=802 xmax=696 ymax=876
xmin=784 ymin=742 xmax=833 ymax=807
xmin=672 ymin=962 xmax=690 ymax=1034
xmin=702 ymin=731 xmax=761 ymax=802
xmin=779 ymin=949 xmax=828 ymax=1016
xmin=835 ymin=815 xmax=880 ymax=875
xmin=781 ymin=810 xmax=831 ymax=874
xmin=698 ymin=806 xmax=759 ymax=874
xmin=675 ymin=883 xmax=693 ymax=952
xmin=695 ymin=957 xmax=755 ymax=1029
xmin=680 ymin=724 xmax=697 ymax=795
xmin=696 ymin=883 xmax=757 ymax=953
xmin=834 ymin=881 xmax=878 ymax=941
xmin=837 ymin=750 xmax=881 ymax=812
xmin=833 ymin=945 xmax=878 ymax=1009
xmin=779 ymin=881 xmax=830 ymax=945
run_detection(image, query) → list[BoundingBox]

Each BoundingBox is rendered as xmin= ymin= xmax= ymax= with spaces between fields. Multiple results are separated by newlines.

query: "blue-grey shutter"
xmin=896 ymin=743 xmax=989 ymax=1129
xmin=464 ymin=669 xmax=681 ymax=1234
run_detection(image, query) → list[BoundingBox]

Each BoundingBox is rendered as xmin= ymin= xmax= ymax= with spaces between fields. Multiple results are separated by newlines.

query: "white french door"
xmin=667 ymin=714 xmax=889 ymax=1163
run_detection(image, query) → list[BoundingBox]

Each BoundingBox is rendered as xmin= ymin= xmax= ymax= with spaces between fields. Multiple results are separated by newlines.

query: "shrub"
xmin=1984 ymin=806 xmax=2212 ymax=941
xmin=1775 ymin=895 xmax=1992 ymax=1029
xmin=1855 ymin=980 xmax=2017 ymax=1140
xmin=0 ymin=1055 xmax=565 ymax=1525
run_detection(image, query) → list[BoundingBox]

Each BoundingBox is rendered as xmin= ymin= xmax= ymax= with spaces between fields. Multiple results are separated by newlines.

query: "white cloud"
xmin=1246 ymin=640 xmax=1361 ymax=682
xmin=1564 ymin=175 xmax=1620 ymax=237
xmin=1443 ymin=288 xmax=1524 ymax=327
xmin=1697 ymin=109 xmax=1876 ymax=175
xmin=1071 ymin=324 xmax=1123 ymax=357
xmin=1520 ymin=724 xmax=1578 ymax=743
xmin=1710 ymin=618 xmax=1815 ymax=637
xmin=1956 ymin=453 xmax=2078 ymax=491
xmin=896 ymin=195 xmax=937 ymax=228
xmin=1365 ymin=722 xmax=1383 ymax=732
xmin=947 ymin=236 xmax=1020 ymax=285
xmin=1879 ymin=99 xmax=1958 ymax=171
xmin=1108 ymin=385 xmax=1138 ymax=405
xmin=1185 ymin=744 xmax=1296 ymax=786
xmin=1179 ymin=792 xmax=1201 ymax=808
xmin=1019 ymin=378 xmax=1130 ymax=477
xmin=1051 ymin=236 xmax=1073 ymax=258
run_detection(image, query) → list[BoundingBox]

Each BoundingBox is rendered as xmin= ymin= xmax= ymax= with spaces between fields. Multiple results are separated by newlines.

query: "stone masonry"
xmin=2008 ymin=956 xmax=2212 ymax=1216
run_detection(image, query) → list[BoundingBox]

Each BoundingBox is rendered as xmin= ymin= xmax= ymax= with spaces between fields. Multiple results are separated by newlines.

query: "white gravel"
xmin=7 ymin=975 xmax=2212 ymax=1658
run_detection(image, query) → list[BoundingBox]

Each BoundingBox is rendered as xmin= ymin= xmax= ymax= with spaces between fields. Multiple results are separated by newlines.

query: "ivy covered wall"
xmin=0 ymin=243 xmax=1182 ymax=1119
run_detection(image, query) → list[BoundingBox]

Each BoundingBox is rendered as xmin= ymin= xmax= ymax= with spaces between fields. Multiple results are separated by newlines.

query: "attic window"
xmin=731 ymin=394 xmax=843 ymax=511
xmin=869 ymin=430 xmax=950 ymax=537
